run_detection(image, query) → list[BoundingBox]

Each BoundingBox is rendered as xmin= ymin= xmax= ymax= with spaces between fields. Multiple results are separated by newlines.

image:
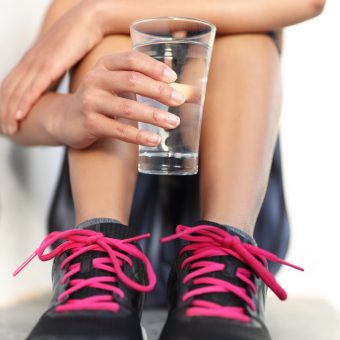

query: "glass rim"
xmin=130 ymin=16 xmax=216 ymax=38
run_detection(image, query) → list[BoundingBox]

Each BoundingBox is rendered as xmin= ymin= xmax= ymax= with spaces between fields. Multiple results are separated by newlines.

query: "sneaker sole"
xmin=141 ymin=325 xmax=148 ymax=340
xmin=28 ymin=326 xmax=147 ymax=340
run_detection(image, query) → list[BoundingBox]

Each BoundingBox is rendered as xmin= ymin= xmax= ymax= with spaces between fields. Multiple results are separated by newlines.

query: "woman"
xmin=0 ymin=1 xmax=325 ymax=339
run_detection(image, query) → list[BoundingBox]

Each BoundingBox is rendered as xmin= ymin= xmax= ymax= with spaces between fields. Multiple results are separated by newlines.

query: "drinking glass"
xmin=130 ymin=17 xmax=216 ymax=175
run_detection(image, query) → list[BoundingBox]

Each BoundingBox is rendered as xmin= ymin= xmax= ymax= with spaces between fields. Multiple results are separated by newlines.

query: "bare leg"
xmin=68 ymin=35 xmax=137 ymax=225
xmin=200 ymin=34 xmax=282 ymax=235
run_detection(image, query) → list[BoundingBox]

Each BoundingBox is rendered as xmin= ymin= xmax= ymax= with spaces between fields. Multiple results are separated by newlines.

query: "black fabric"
xmin=48 ymin=139 xmax=289 ymax=306
xmin=27 ymin=311 xmax=144 ymax=340
xmin=160 ymin=317 xmax=271 ymax=340
xmin=81 ymin=222 xmax=137 ymax=240
xmin=70 ymin=223 xmax=141 ymax=301
xmin=268 ymin=31 xmax=281 ymax=53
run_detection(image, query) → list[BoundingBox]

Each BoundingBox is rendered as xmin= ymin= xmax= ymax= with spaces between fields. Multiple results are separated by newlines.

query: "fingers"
xmin=14 ymin=67 xmax=51 ymax=121
xmin=90 ymin=113 xmax=162 ymax=147
xmin=97 ymin=70 xmax=186 ymax=107
xmin=169 ymin=83 xmax=202 ymax=104
xmin=0 ymin=52 xmax=36 ymax=135
xmin=5 ymin=66 xmax=38 ymax=134
xmin=94 ymin=93 xmax=180 ymax=129
xmin=0 ymin=68 xmax=22 ymax=134
xmin=100 ymin=50 xmax=178 ymax=83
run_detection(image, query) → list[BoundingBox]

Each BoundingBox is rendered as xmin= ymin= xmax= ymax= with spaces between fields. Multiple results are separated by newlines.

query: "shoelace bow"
xmin=14 ymin=229 xmax=156 ymax=313
xmin=161 ymin=224 xmax=304 ymax=323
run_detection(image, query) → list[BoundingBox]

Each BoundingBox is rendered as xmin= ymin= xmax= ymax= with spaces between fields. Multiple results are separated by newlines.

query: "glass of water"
xmin=130 ymin=17 xmax=216 ymax=175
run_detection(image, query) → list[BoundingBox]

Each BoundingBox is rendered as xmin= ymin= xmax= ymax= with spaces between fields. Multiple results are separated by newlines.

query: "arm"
xmin=7 ymin=1 xmax=185 ymax=147
xmin=0 ymin=0 xmax=326 ymax=131
xmin=0 ymin=0 xmax=97 ymax=135
xmin=9 ymin=49 xmax=184 ymax=148
xmin=99 ymin=0 xmax=326 ymax=35
xmin=9 ymin=93 xmax=68 ymax=146
xmin=3 ymin=0 xmax=83 ymax=143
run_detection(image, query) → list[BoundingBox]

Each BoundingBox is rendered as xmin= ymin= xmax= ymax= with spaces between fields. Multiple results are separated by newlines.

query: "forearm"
xmin=8 ymin=93 xmax=66 ymax=146
xmin=96 ymin=0 xmax=325 ymax=35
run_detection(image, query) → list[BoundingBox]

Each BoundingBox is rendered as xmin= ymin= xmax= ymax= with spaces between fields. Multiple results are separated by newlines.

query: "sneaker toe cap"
xmin=26 ymin=310 xmax=145 ymax=340
xmin=159 ymin=316 xmax=271 ymax=340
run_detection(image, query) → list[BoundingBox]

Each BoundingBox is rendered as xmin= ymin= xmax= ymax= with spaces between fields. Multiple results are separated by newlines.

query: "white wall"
xmin=276 ymin=1 xmax=340 ymax=312
xmin=0 ymin=0 xmax=339 ymax=311
xmin=0 ymin=0 xmax=63 ymax=306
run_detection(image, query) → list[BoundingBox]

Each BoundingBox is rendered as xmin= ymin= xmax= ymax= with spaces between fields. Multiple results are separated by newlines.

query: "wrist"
xmin=45 ymin=93 xmax=71 ymax=145
xmin=85 ymin=0 xmax=118 ymax=36
xmin=90 ymin=0 xmax=128 ymax=36
xmin=74 ymin=0 xmax=106 ymax=40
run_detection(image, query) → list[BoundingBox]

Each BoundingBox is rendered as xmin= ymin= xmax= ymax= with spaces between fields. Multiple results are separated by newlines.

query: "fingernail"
xmin=16 ymin=110 xmax=24 ymax=120
xmin=163 ymin=68 xmax=177 ymax=82
xmin=166 ymin=114 xmax=180 ymax=126
xmin=147 ymin=134 xmax=161 ymax=145
xmin=171 ymin=90 xmax=186 ymax=104
xmin=7 ymin=124 xmax=17 ymax=135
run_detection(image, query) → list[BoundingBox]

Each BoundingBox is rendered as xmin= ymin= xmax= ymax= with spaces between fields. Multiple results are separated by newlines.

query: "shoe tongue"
xmin=79 ymin=222 xmax=137 ymax=240
xmin=194 ymin=220 xmax=257 ymax=246
xmin=69 ymin=222 xmax=137 ymax=300
xmin=190 ymin=220 xmax=258 ymax=308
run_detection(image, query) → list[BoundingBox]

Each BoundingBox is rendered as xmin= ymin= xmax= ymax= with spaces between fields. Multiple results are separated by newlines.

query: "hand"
xmin=0 ymin=0 xmax=104 ymax=135
xmin=54 ymin=51 xmax=185 ymax=149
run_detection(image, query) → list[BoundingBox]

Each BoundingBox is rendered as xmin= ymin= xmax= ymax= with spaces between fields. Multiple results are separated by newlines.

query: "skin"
xmin=6 ymin=52 xmax=184 ymax=148
xmin=0 ymin=0 xmax=325 ymax=135
xmin=0 ymin=1 xmax=326 ymax=231
xmin=68 ymin=35 xmax=140 ymax=224
xmin=67 ymin=32 xmax=281 ymax=232
xmin=200 ymin=34 xmax=282 ymax=232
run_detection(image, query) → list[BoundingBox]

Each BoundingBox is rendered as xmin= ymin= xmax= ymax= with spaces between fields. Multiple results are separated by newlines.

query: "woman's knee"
xmin=213 ymin=33 xmax=280 ymax=63
xmin=71 ymin=34 xmax=131 ymax=91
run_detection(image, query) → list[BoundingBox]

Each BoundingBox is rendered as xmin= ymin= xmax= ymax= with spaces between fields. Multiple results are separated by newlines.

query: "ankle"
xmin=75 ymin=212 xmax=129 ymax=226
xmin=76 ymin=217 xmax=125 ymax=229
xmin=199 ymin=213 xmax=254 ymax=236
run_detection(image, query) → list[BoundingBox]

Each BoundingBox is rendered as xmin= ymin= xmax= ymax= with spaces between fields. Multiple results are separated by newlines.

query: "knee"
xmin=71 ymin=34 xmax=131 ymax=91
xmin=213 ymin=33 xmax=280 ymax=62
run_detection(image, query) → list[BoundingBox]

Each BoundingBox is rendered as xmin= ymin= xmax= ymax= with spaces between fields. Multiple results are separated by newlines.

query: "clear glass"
xmin=130 ymin=17 xmax=216 ymax=175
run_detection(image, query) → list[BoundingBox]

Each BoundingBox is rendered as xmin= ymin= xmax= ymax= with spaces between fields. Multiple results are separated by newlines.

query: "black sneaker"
xmin=14 ymin=221 xmax=156 ymax=340
xmin=159 ymin=221 xmax=303 ymax=340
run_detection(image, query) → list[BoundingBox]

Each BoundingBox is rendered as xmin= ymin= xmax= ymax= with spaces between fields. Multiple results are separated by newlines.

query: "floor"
xmin=1 ymin=296 xmax=339 ymax=340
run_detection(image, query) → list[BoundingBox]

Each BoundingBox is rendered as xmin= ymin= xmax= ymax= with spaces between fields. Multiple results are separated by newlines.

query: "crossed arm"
xmin=96 ymin=0 xmax=325 ymax=34
xmin=0 ymin=0 xmax=325 ymax=144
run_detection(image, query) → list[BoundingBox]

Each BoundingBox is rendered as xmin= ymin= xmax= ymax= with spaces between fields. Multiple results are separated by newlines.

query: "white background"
xmin=0 ymin=0 xmax=339 ymax=313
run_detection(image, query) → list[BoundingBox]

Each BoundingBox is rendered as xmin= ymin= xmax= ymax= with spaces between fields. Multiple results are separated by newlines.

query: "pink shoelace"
xmin=14 ymin=229 xmax=156 ymax=313
xmin=161 ymin=224 xmax=304 ymax=323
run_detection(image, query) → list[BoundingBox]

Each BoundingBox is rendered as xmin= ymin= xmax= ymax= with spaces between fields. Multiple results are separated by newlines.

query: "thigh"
xmin=199 ymin=34 xmax=283 ymax=230
xmin=201 ymin=33 xmax=282 ymax=147
xmin=205 ymin=33 xmax=281 ymax=104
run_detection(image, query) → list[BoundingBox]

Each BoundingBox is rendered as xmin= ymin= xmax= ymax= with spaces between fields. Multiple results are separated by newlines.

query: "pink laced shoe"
xmin=159 ymin=221 xmax=303 ymax=340
xmin=14 ymin=221 xmax=156 ymax=340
